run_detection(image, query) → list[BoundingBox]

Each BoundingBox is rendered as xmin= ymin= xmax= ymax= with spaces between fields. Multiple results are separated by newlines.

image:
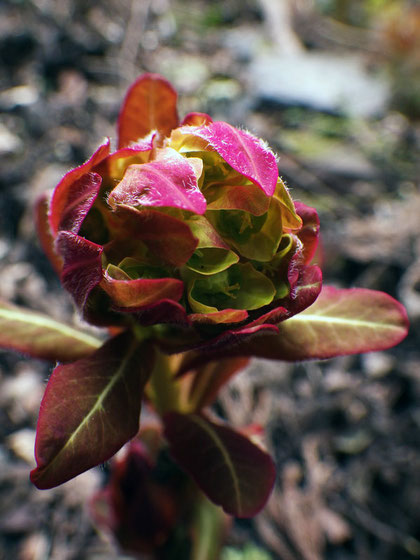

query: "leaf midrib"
xmin=288 ymin=313 xmax=404 ymax=330
xmin=0 ymin=307 xmax=103 ymax=348
xmin=191 ymin=415 xmax=242 ymax=515
xmin=38 ymin=340 xmax=138 ymax=477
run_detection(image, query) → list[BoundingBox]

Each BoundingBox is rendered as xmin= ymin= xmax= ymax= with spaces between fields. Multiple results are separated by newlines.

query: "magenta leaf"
xmin=164 ymin=413 xmax=276 ymax=517
xmin=56 ymin=232 xmax=103 ymax=309
xmin=0 ymin=299 xmax=102 ymax=362
xmin=31 ymin=332 xmax=154 ymax=489
xmin=108 ymin=150 xmax=206 ymax=214
xmin=191 ymin=122 xmax=278 ymax=197
xmin=118 ymin=73 xmax=179 ymax=149
xmin=49 ymin=139 xmax=110 ymax=236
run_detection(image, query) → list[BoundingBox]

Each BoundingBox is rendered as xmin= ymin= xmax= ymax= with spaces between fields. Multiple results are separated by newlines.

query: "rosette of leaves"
xmin=0 ymin=75 xmax=409 ymax=522
xmin=42 ymin=74 xmax=321 ymax=347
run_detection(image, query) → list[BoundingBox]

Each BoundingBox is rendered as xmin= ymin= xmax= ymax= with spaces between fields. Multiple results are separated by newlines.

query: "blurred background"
xmin=0 ymin=0 xmax=419 ymax=558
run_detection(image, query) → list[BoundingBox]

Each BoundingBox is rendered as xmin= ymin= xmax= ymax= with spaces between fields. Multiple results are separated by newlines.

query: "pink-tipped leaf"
xmin=108 ymin=150 xmax=206 ymax=214
xmin=188 ymin=122 xmax=278 ymax=197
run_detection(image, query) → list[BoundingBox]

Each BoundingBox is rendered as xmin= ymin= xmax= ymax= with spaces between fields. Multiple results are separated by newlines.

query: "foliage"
xmin=0 ymin=74 xmax=408 ymax=557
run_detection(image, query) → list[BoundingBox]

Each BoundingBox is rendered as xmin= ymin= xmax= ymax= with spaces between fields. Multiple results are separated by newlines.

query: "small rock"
xmin=0 ymin=122 xmax=23 ymax=155
xmin=0 ymin=85 xmax=39 ymax=110
xmin=250 ymin=51 xmax=390 ymax=117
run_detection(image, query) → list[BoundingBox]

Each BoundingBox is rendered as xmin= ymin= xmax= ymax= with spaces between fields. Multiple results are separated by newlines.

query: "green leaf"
xmin=164 ymin=413 xmax=276 ymax=517
xmin=31 ymin=332 xmax=154 ymax=489
xmin=188 ymin=263 xmax=275 ymax=313
xmin=0 ymin=300 xmax=102 ymax=362
xmin=211 ymin=198 xmax=284 ymax=262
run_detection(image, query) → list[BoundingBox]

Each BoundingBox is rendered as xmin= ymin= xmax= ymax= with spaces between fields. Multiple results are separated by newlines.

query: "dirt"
xmin=0 ymin=0 xmax=419 ymax=558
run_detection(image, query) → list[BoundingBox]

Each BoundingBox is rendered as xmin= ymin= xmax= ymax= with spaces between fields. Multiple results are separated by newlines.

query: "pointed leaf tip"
xmin=118 ymin=73 xmax=179 ymax=148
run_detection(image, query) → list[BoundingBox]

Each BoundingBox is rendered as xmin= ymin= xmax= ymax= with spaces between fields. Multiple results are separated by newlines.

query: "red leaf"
xmin=188 ymin=309 xmax=248 ymax=325
xmin=49 ymin=139 xmax=110 ymax=236
xmin=56 ymin=172 xmax=102 ymax=233
xmin=164 ymin=413 xmax=276 ymax=517
xmin=117 ymin=299 xmax=190 ymax=328
xmin=56 ymin=232 xmax=103 ymax=309
xmin=294 ymin=202 xmax=320 ymax=264
xmin=189 ymin=122 xmax=278 ymax=197
xmin=181 ymin=112 xmax=213 ymax=126
xmin=31 ymin=332 xmax=154 ymax=489
xmin=108 ymin=205 xmax=198 ymax=267
xmin=108 ymin=150 xmax=206 ymax=214
xmin=101 ymin=272 xmax=184 ymax=309
xmin=35 ymin=193 xmax=63 ymax=275
xmin=118 ymin=74 xmax=178 ymax=149
xmin=185 ymin=357 xmax=250 ymax=410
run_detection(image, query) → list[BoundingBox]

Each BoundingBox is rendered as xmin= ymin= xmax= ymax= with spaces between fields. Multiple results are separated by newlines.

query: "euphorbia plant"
xmin=0 ymin=74 xmax=408 ymax=555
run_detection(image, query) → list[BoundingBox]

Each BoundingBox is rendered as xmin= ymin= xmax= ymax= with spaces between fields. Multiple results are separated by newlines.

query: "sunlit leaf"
xmin=108 ymin=149 xmax=207 ymax=214
xmin=275 ymin=179 xmax=302 ymax=231
xmin=190 ymin=122 xmax=278 ymax=197
xmin=164 ymin=413 xmax=276 ymax=517
xmin=205 ymin=183 xmax=270 ymax=216
xmin=31 ymin=332 xmax=154 ymax=489
xmin=0 ymin=299 xmax=102 ymax=362
xmin=118 ymin=73 xmax=178 ymax=149
xmin=188 ymin=308 xmax=248 ymax=325
xmin=266 ymin=286 xmax=408 ymax=360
